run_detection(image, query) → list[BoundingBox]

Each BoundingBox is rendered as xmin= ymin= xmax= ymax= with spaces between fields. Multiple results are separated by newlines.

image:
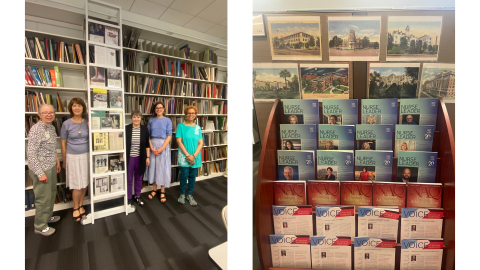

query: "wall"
xmin=253 ymin=10 xmax=455 ymax=143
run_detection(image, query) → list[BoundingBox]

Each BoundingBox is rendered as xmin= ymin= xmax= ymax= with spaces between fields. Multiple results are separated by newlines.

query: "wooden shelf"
xmin=25 ymin=58 xmax=86 ymax=71
xmin=25 ymin=85 xmax=87 ymax=92
xmin=124 ymin=92 xmax=227 ymax=100
xmin=124 ymin=70 xmax=227 ymax=85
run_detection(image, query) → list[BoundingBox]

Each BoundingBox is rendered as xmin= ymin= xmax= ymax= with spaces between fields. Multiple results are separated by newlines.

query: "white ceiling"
xmin=102 ymin=0 xmax=227 ymax=39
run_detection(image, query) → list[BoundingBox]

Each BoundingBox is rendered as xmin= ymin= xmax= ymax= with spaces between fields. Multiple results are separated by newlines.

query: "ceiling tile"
xmin=100 ymin=0 xmax=135 ymax=11
xmin=147 ymin=0 xmax=175 ymax=6
xmin=159 ymin=8 xmax=194 ymax=26
xmin=205 ymin=24 xmax=227 ymax=38
xmin=169 ymin=0 xmax=215 ymax=16
xmin=219 ymin=18 xmax=227 ymax=27
xmin=130 ymin=0 xmax=168 ymax=19
xmin=196 ymin=0 xmax=227 ymax=24
xmin=183 ymin=17 xmax=216 ymax=32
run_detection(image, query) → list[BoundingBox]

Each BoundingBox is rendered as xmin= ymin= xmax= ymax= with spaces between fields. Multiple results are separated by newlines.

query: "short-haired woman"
xmin=368 ymin=115 xmax=376 ymax=124
xmin=147 ymin=101 xmax=172 ymax=203
xmin=176 ymin=105 xmax=204 ymax=206
xmin=324 ymin=167 xmax=336 ymax=180
xmin=359 ymin=167 xmax=372 ymax=181
xmin=288 ymin=115 xmax=298 ymax=124
xmin=400 ymin=142 xmax=408 ymax=151
xmin=61 ymin=98 xmax=89 ymax=222
xmin=125 ymin=110 xmax=150 ymax=206
xmin=27 ymin=104 xmax=61 ymax=236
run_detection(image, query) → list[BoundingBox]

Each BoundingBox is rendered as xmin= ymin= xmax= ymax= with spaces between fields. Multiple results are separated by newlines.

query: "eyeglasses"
xmin=186 ymin=113 xmax=196 ymax=115
xmin=155 ymin=107 xmax=164 ymax=110
xmin=40 ymin=112 xmax=55 ymax=115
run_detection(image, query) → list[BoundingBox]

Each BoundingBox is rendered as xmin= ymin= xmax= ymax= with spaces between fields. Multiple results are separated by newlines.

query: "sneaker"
xmin=187 ymin=195 xmax=197 ymax=206
xmin=128 ymin=198 xmax=133 ymax=205
xmin=49 ymin=216 xmax=60 ymax=223
xmin=34 ymin=227 xmax=55 ymax=236
xmin=135 ymin=196 xmax=145 ymax=207
xmin=178 ymin=194 xmax=185 ymax=204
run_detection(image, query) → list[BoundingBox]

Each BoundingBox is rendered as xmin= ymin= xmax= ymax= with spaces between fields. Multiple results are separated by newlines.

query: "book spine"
xmin=54 ymin=66 xmax=63 ymax=87
xmin=30 ymin=67 xmax=43 ymax=86
xmin=50 ymin=70 xmax=57 ymax=87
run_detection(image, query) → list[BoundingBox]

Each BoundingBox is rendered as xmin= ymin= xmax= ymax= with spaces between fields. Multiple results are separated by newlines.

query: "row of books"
xmin=93 ymin=174 xmax=124 ymax=195
xmin=93 ymin=154 xmax=125 ymax=175
xmin=92 ymin=132 xmax=124 ymax=152
xmin=25 ymin=91 xmax=86 ymax=113
xmin=141 ymin=56 xmax=219 ymax=81
xmin=281 ymin=124 xmax=434 ymax=156
xmin=278 ymin=150 xmax=438 ymax=183
xmin=271 ymin=235 xmax=443 ymax=270
xmin=125 ymin=74 xmax=227 ymax=98
xmin=25 ymin=36 xmax=86 ymax=64
xmin=283 ymin=98 xmax=438 ymax=127
xmin=273 ymin=205 xmax=443 ymax=241
xmin=25 ymin=116 xmax=64 ymax=138
xmin=201 ymin=146 xmax=228 ymax=162
xmin=202 ymin=133 xmax=227 ymax=146
xmin=274 ymin=181 xmax=442 ymax=209
xmin=125 ymin=96 xmax=227 ymax=115
xmin=122 ymin=26 xmax=142 ymax=49
xmin=25 ymin=66 xmax=64 ymax=87
xmin=169 ymin=160 xmax=226 ymax=183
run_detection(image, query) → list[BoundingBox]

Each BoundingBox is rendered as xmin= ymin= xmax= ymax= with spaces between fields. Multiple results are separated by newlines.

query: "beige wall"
xmin=254 ymin=10 xmax=455 ymax=143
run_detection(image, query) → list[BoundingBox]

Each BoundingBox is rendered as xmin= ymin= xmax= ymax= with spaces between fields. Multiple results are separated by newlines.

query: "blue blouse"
xmin=147 ymin=117 xmax=172 ymax=138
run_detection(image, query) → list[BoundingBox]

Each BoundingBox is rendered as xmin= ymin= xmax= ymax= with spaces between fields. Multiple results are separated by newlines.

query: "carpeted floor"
xmin=25 ymin=177 xmax=228 ymax=270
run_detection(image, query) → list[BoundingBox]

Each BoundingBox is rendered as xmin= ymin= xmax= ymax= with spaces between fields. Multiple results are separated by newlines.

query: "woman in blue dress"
xmin=147 ymin=101 xmax=172 ymax=203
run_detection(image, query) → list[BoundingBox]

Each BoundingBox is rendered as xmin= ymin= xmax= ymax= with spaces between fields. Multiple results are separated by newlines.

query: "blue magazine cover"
xmin=399 ymin=98 xmax=438 ymax=127
xmin=317 ymin=150 xmax=354 ymax=181
xmin=318 ymin=124 xmax=355 ymax=150
xmin=394 ymin=125 xmax=434 ymax=157
xmin=396 ymin=151 xmax=438 ymax=183
xmin=280 ymin=124 xmax=317 ymax=150
xmin=361 ymin=99 xmax=398 ymax=126
xmin=356 ymin=124 xmax=394 ymax=151
xmin=283 ymin=99 xmax=320 ymax=124
xmin=277 ymin=150 xmax=315 ymax=181
xmin=355 ymin=150 xmax=393 ymax=182
xmin=322 ymin=99 xmax=358 ymax=125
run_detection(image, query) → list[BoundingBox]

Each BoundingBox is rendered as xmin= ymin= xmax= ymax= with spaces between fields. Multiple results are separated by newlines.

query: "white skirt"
xmin=66 ymin=152 xmax=90 ymax=190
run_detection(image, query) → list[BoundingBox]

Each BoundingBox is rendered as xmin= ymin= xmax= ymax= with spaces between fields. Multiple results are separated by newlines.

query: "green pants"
xmin=29 ymin=165 xmax=57 ymax=231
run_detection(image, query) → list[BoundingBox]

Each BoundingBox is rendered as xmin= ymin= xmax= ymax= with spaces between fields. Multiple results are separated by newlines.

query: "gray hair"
xmin=38 ymin=104 xmax=54 ymax=113
xmin=283 ymin=166 xmax=293 ymax=172
xmin=131 ymin=109 xmax=142 ymax=119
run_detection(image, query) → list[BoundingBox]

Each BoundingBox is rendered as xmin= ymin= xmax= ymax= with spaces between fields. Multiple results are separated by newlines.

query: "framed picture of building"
xmin=368 ymin=63 xmax=420 ymax=99
xmin=266 ymin=16 xmax=321 ymax=61
xmin=328 ymin=16 xmax=381 ymax=61
xmin=387 ymin=16 xmax=443 ymax=61
xmin=300 ymin=64 xmax=352 ymax=100
xmin=253 ymin=63 xmax=301 ymax=100
xmin=419 ymin=63 xmax=455 ymax=102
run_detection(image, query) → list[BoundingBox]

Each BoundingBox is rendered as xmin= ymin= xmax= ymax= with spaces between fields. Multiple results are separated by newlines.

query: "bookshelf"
xmin=254 ymin=99 xmax=455 ymax=270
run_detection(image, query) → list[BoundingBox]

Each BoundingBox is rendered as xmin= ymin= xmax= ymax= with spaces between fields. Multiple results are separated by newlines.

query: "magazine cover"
xmin=361 ymin=99 xmax=398 ymax=126
xmin=277 ymin=150 xmax=315 ymax=180
xmin=368 ymin=63 xmax=420 ymax=99
xmin=328 ymin=17 xmax=381 ymax=61
xmin=280 ymin=124 xmax=317 ymax=150
xmin=397 ymin=151 xmax=438 ymax=183
xmin=274 ymin=181 xmax=307 ymax=205
xmin=110 ymin=110 xmax=123 ymax=129
xmin=311 ymin=236 xmax=352 ymax=270
xmin=419 ymin=63 xmax=455 ymax=102
xmin=317 ymin=150 xmax=354 ymax=181
xmin=373 ymin=182 xmax=406 ymax=208
xmin=394 ymin=125 xmax=434 ymax=157
xmin=300 ymin=64 xmax=350 ymax=100
xmin=387 ymin=16 xmax=443 ymax=62
xmin=401 ymin=208 xmax=443 ymax=239
xmin=283 ymin=99 xmax=319 ymax=124
xmin=108 ymin=132 xmax=124 ymax=151
xmin=354 ymin=237 xmax=396 ymax=270
xmin=355 ymin=150 xmax=393 ymax=182
xmin=356 ymin=124 xmax=393 ymax=151
xmin=105 ymin=26 xmax=119 ymax=46
xmin=270 ymin=235 xmax=311 ymax=268
xmin=406 ymin=183 xmax=442 ymax=208
xmin=93 ymin=88 xmax=107 ymax=108
xmin=400 ymin=239 xmax=443 ymax=270
xmin=399 ymin=98 xmax=438 ymax=127
xmin=93 ymin=132 xmax=109 ymax=152
xmin=267 ymin=16 xmax=322 ymax=61
xmin=318 ymin=124 xmax=355 ymax=150
xmin=322 ymin=99 xmax=358 ymax=125
xmin=340 ymin=181 xmax=373 ymax=211
xmin=101 ymin=117 xmax=112 ymax=129
xmin=107 ymin=69 xmax=122 ymax=88
xmin=90 ymin=66 xmax=106 ymax=87
xmin=307 ymin=181 xmax=340 ymax=207
xmin=273 ymin=205 xmax=313 ymax=236
xmin=93 ymin=154 xmax=108 ymax=174
xmin=94 ymin=176 xmax=109 ymax=195
xmin=315 ymin=206 xmax=355 ymax=240
xmin=88 ymin=22 xmax=105 ymax=43
xmin=110 ymin=173 xmax=123 ymax=192
xmin=253 ymin=63 xmax=300 ymax=100
xmin=91 ymin=111 xmax=106 ymax=130
xmin=108 ymin=90 xmax=122 ymax=108
xmin=358 ymin=206 xmax=400 ymax=240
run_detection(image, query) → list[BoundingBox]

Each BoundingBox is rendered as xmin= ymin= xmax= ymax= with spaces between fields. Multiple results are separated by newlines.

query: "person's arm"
xmin=158 ymin=136 xmax=172 ymax=153
xmin=177 ymin=137 xmax=190 ymax=157
xmin=145 ymin=127 xmax=151 ymax=166
xmin=26 ymin=126 xmax=47 ymax=181
xmin=192 ymin=139 xmax=203 ymax=160
xmin=56 ymin=153 xmax=61 ymax=173
xmin=60 ymin=122 xmax=68 ymax=169
xmin=158 ymin=118 xmax=173 ymax=153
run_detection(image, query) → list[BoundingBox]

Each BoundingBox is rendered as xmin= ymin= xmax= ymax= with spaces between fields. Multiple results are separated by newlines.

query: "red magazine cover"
xmin=340 ymin=181 xmax=372 ymax=211
xmin=406 ymin=183 xmax=442 ymax=208
xmin=307 ymin=180 xmax=339 ymax=207
xmin=372 ymin=182 xmax=406 ymax=208
xmin=274 ymin=181 xmax=306 ymax=205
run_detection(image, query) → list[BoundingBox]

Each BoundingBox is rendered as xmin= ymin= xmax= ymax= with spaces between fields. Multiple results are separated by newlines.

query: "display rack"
xmin=254 ymin=99 xmax=455 ymax=270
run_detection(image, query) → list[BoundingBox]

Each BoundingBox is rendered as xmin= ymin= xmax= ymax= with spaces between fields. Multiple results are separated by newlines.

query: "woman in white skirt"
xmin=61 ymin=98 xmax=90 ymax=221
xmin=147 ymin=101 xmax=172 ymax=203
